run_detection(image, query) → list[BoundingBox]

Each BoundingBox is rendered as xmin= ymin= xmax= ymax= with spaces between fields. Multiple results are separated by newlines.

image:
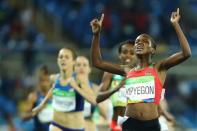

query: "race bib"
xmin=117 ymin=87 xmax=127 ymax=103
xmin=38 ymin=104 xmax=53 ymax=123
xmin=125 ymin=76 xmax=155 ymax=101
xmin=111 ymin=75 xmax=124 ymax=88
xmin=52 ymin=89 xmax=76 ymax=112
xmin=111 ymin=80 xmax=121 ymax=88
xmin=83 ymin=101 xmax=92 ymax=117
xmin=110 ymin=75 xmax=127 ymax=106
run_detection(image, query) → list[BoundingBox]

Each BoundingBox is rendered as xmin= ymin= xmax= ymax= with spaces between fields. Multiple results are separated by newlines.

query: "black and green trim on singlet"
xmin=110 ymin=74 xmax=127 ymax=107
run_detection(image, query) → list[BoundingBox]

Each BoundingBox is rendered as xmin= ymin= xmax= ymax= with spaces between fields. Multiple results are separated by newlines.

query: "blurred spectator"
xmin=23 ymin=41 xmax=36 ymax=75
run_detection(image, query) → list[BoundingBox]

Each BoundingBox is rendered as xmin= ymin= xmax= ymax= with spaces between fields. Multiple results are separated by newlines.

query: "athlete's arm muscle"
xmin=21 ymin=92 xmax=37 ymax=120
xmin=158 ymin=8 xmax=191 ymax=70
xmin=96 ymin=72 xmax=116 ymax=103
xmin=90 ymin=14 xmax=125 ymax=76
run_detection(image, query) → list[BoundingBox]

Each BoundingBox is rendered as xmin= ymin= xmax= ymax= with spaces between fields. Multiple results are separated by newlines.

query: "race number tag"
xmin=52 ymin=89 xmax=76 ymax=112
xmin=83 ymin=101 xmax=92 ymax=117
xmin=38 ymin=104 xmax=53 ymax=123
xmin=117 ymin=87 xmax=127 ymax=102
xmin=125 ymin=76 xmax=155 ymax=101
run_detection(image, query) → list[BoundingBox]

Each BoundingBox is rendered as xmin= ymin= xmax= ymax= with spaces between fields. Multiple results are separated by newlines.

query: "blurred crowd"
xmin=33 ymin=0 xmax=197 ymax=48
xmin=33 ymin=0 xmax=173 ymax=47
xmin=0 ymin=0 xmax=196 ymax=130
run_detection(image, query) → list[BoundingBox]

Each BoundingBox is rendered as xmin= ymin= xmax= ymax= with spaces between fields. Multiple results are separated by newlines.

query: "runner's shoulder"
xmin=154 ymin=61 xmax=167 ymax=72
xmin=28 ymin=91 xmax=37 ymax=102
xmin=50 ymin=74 xmax=59 ymax=83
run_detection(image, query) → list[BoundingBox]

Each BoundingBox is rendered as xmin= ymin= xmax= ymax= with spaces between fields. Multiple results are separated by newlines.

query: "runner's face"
xmin=57 ymin=49 xmax=74 ymax=71
xmin=134 ymin=35 xmax=153 ymax=55
xmin=39 ymin=74 xmax=50 ymax=90
xmin=74 ymin=57 xmax=91 ymax=75
xmin=119 ymin=43 xmax=137 ymax=65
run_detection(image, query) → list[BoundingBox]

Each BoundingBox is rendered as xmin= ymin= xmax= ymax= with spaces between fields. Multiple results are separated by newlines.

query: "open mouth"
xmin=79 ymin=70 xmax=85 ymax=74
xmin=61 ymin=63 xmax=66 ymax=66
xmin=125 ymin=59 xmax=131 ymax=64
xmin=136 ymin=44 xmax=144 ymax=52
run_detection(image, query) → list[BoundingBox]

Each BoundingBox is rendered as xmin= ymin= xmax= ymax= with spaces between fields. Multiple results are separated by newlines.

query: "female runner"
xmin=74 ymin=56 xmax=107 ymax=131
xmin=90 ymin=8 xmax=191 ymax=131
xmin=32 ymin=48 xmax=97 ymax=131
xmin=22 ymin=65 xmax=53 ymax=131
xmin=96 ymin=40 xmax=136 ymax=131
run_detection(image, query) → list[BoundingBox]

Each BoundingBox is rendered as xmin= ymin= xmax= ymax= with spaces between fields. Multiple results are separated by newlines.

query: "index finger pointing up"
xmin=177 ymin=8 xmax=179 ymax=14
xmin=99 ymin=13 xmax=104 ymax=25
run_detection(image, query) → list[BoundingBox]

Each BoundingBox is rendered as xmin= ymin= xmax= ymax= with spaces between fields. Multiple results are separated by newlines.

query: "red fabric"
xmin=110 ymin=120 xmax=122 ymax=131
xmin=126 ymin=66 xmax=163 ymax=105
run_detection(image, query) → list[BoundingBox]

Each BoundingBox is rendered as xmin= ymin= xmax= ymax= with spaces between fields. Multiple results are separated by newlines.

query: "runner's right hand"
xmin=32 ymin=105 xmax=43 ymax=117
xmin=90 ymin=14 xmax=104 ymax=35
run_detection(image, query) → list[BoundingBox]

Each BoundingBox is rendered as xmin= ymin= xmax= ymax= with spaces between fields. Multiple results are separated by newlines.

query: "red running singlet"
xmin=126 ymin=64 xmax=163 ymax=105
